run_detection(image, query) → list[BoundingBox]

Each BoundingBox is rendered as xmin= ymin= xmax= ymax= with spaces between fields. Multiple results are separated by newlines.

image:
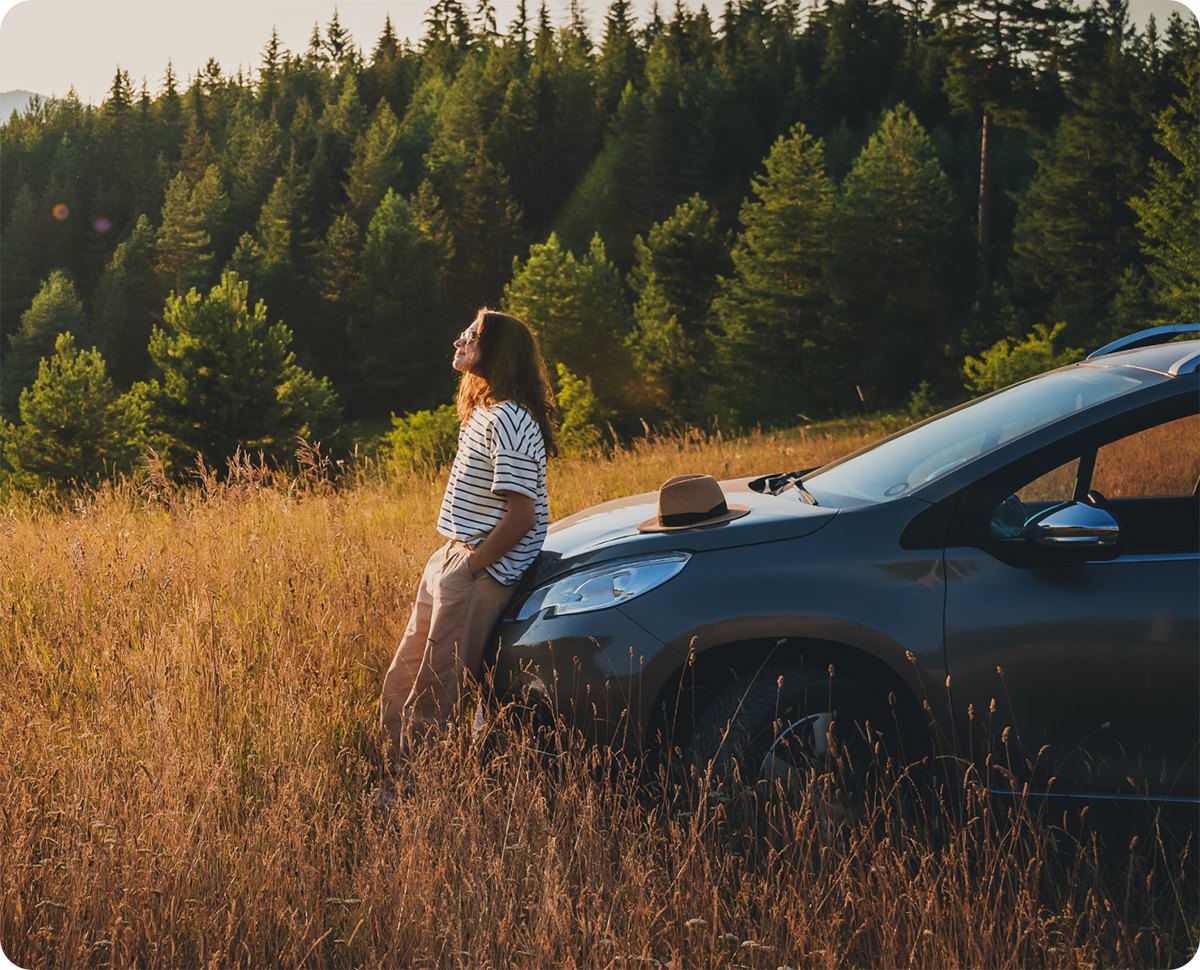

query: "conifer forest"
xmin=1 ymin=0 xmax=1197 ymax=487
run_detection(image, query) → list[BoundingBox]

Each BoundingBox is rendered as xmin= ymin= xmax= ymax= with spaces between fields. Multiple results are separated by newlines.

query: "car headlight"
xmin=514 ymin=552 xmax=691 ymax=621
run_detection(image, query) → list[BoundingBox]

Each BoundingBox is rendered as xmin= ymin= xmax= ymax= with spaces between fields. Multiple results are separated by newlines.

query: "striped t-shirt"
xmin=436 ymin=401 xmax=548 ymax=586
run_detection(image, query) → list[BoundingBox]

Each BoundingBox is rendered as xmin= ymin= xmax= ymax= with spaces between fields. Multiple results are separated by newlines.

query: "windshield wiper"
xmin=750 ymin=468 xmax=820 ymax=505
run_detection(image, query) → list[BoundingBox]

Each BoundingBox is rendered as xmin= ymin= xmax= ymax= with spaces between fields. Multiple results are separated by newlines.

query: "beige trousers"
xmin=379 ymin=541 xmax=515 ymax=765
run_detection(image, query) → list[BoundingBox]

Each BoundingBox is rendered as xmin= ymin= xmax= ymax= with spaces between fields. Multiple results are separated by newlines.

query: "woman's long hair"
xmin=457 ymin=309 xmax=559 ymax=458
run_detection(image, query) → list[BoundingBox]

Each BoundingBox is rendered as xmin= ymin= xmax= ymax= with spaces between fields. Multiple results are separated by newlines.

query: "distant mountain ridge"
xmin=2 ymin=90 xmax=46 ymax=119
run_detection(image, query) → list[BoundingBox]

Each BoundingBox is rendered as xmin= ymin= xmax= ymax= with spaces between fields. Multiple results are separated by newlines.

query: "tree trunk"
xmin=977 ymin=109 xmax=993 ymax=299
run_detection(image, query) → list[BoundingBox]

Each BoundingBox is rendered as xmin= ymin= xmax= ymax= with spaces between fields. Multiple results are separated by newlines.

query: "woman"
xmin=379 ymin=309 xmax=558 ymax=767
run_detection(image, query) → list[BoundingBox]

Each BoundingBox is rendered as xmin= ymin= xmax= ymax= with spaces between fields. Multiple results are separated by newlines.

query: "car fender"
xmin=658 ymin=613 xmax=954 ymax=739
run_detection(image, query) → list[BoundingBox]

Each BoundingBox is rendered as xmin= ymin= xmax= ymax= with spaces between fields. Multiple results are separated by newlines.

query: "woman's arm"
xmin=467 ymin=490 xmax=537 ymax=578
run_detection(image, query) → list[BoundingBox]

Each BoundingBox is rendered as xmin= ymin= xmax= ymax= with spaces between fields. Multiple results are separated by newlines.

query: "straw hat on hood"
xmin=637 ymin=474 xmax=751 ymax=533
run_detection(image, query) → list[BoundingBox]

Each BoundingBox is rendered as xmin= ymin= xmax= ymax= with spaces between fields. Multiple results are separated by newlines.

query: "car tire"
xmin=685 ymin=662 xmax=883 ymax=813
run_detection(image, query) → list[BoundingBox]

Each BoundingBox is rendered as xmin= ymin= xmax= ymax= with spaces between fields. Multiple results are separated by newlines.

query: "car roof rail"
xmin=1087 ymin=323 xmax=1200 ymax=359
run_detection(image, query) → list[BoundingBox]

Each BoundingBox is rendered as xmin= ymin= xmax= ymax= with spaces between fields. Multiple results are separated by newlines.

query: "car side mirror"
xmin=1022 ymin=501 xmax=1121 ymax=561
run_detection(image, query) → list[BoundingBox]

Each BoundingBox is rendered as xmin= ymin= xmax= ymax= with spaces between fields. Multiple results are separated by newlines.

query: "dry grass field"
xmin=2 ymin=421 xmax=1196 ymax=969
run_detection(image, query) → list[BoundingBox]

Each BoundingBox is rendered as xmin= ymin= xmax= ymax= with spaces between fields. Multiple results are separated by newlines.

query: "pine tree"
xmin=95 ymin=63 xmax=163 ymax=233
xmin=488 ymin=59 xmax=548 ymax=233
xmin=91 ymin=214 xmax=162 ymax=389
xmin=3 ymin=270 xmax=91 ymax=419
xmin=392 ymin=70 xmax=450 ymax=200
xmin=1009 ymin=1 xmax=1156 ymax=346
xmin=1130 ymin=39 xmax=1198 ymax=328
xmin=190 ymin=58 xmax=230 ymax=135
xmin=251 ymin=165 xmax=320 ymax=357
xmin=345 ymin=100 xmax=402 ymax=229
xmin=373 ymin=15 xmax=399 ymax=62
xmin=316 ymin=213 xmax=361 ymax=305
xmin=509 ymin=0 xmax=531 ymax=47
xmin=627 ymin=194 xmax=732 ymax=424
xmin=309 ymin=213 xmax=361 ymax=375
xmin=556 ymin=81 xmax=677 ymax=267
xmin=307 ymin=22 xmax=326 ymax=64
xmin=448 ymin=145 xmax=525 ymax=319
xmin=523 ymin=11 xmax=602 ymax=234
xmin=423 ymin=0 xmax=473 ymax=76
xmin=503 ymin=232 xmax=633 ymax=416
xmin=256 ymin=170 xmax=310 ymax=272
xmin=155 ymin=172 xmax=214 ymax=296
xmin=41 ymin=163 xmax=86 ymax=284
xmin=0 ymin=333 xmax=151 ymax=489
xmin=712 ymin=124 xmax=836 ymax=426
xmin=260 ymin=29 xmax=285 ymax=113
xmin=307 ymin=71 xmax=362 ymax=210
xmin=826 ymin=105 xmax=969 ymax=406
xmin=424 ymin=53 xmax=490 ymax=200
xmin=475 ymin=0 xmax=499 ymax=40
xmin=596 ymin=0 xmax=644 ymax=120
xmin=933 ymin=0 xmax=1077 ymax=295
xmin=323 ymin=8 xmax=355 ymax=68
xmin=680 ymin=66 xmax=761 ymax=217
xmin=220 ymin=109 xmax=283 ymax=236
xmin=0 ymin=184 xmax=44 ymax=334
xmin=364 ymin=16 xmax=415 ymax=118
xmin=159 ymin=60 xmax=182 ymax=131
xmin=104 ymin=66 xmax=135 ymax=118
xmin=710 ymin=0 xmax=797 ymax=179
xmin=807 ymin=0 xmax=910 ymax=134
xmin=176 ymin=122 xmax=216 ymax=184
xmin=345 ymin=187 xmax=454 ymax=415
xmin=222 ymin=234 xmax=265 ymax=307
xmin=145 ymin=271 xmax=340 ymax=469
xmin=191 ymin=163 xmax=233 ymax=263
xmin=568 ymin=0 xmax=590 ymax=40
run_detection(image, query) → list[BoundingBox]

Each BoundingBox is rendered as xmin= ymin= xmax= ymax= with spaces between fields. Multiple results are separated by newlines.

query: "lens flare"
xmin=94 ymin=218 xmax=111 ymax=233
xmin=52 ymin=204 xmax=69 ymax=221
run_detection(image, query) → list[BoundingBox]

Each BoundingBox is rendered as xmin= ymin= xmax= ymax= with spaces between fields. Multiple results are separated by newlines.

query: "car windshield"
xmin=802 ymin=366 xmax=1158 ymax=508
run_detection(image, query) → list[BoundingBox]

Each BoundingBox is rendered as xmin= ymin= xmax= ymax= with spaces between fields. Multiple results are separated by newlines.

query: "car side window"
xmin=1090 ymin=414 xmax=1199 ymax=498
xmin=1089 ymin=412 xmax=1199 ymax=555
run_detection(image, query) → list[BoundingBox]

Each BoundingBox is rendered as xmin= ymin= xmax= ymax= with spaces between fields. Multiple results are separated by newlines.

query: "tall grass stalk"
xmin=2 ymin=425 xmax=1195 ymax=968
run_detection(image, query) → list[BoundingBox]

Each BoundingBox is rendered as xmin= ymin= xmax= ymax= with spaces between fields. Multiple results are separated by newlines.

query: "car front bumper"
xmin=492 ymin=604 xmax=685 ymax=752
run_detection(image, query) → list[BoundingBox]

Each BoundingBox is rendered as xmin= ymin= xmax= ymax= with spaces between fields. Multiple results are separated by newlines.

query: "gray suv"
xmin=488 ymin=327 xmax=1200 ymax=803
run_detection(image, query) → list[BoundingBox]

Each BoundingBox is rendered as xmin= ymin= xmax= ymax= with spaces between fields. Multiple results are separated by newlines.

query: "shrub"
xmin=962 ymin=322 xmax=1084 ymax=393
xmin=556 ymin=363 xmax=609 ymax=457
xmin=386 ymin=403 xmax=460 ymax=473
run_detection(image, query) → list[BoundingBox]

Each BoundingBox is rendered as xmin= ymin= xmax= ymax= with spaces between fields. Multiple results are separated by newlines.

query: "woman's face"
xmin=452 ymin=318 xmax=483 ymax=373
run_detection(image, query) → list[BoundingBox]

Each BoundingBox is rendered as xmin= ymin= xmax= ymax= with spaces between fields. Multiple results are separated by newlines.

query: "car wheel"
xmin=685 ymin=662 xmax=882 ymax=813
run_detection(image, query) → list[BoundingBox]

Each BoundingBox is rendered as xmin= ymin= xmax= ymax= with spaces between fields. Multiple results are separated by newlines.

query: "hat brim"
xmin=637 ymin=504 xmax=751 ymax=533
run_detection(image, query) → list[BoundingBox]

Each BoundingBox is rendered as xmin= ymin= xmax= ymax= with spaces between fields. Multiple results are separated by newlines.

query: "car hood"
xmin=525 ymin=477 xmax=838 ymax=587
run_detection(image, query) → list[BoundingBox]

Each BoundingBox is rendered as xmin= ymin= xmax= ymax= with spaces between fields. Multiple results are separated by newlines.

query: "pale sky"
xmin=0 ymin=0 xmax=1196 ymax=108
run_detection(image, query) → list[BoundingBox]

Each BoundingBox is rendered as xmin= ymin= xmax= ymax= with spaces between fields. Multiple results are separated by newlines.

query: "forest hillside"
xmin=1 ymin=0 xmax=1196 ymax=488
